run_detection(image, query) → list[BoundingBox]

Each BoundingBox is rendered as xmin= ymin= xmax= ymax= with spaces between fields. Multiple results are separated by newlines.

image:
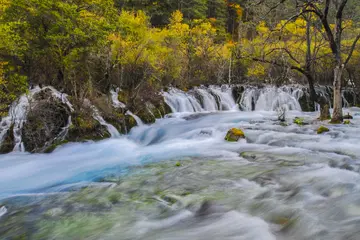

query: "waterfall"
xmin=209 ymin=85 xmax=238 ymax=111
xmin=163 ymin=85 xmax=238 ymax=113
xmin=164 ymin=85 xmax=304 ymax=113
xmin=110 ymin=88 xmax=144 ymax=126
xmin=253 ymin=86 xmax=302 ymax=111
xmin=163 ymin=88 xmax=203 ymax=113
xmin=110 ymin=88 xmax=126 ymax=109
xmin=90 ymin=104 xmax=121 ymax=138
xmin=126 ymin=111 xmax=144 ymax=126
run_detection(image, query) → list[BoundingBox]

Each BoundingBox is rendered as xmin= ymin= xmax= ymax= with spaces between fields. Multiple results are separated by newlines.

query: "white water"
xmin=126 ymin=110 xmax=144 ymax=126
xmin=110 ymin=88 xmax=144 ymax=126
xmin=2 ymin=108 xmax=360 ymax=239
xmin=2 ymin=85 xmax=360 ymax=239
xmin=0 ymin=206 xmax=7 ymax=218
xmin=165 ymin=85 xmax=304 ymax=113
xmin=91 ymin=105 xmax=121 ymax=138
xmin=164 ymin=85 xmax=238 ymax=113
xmin=110 ymin=88 xmax=126 ymax=109
xmin=240 ymin=86 xmax=303 ymax=111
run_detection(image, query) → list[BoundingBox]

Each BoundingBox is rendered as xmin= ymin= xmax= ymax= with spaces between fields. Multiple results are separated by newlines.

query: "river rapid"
xmin=1 ymin=86 xmax=360 ymax=240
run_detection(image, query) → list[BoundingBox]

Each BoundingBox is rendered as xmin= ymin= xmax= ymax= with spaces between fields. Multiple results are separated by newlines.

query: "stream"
xmin=1 ymin=86 xmax=360 ymax=239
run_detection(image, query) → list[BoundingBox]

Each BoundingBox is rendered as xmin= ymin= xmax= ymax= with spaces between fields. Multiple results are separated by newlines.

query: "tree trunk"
xmin=331 ymin=65 xmax=344 ymax=123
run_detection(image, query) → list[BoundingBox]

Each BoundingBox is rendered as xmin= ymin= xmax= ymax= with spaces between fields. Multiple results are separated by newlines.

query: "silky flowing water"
xmin=1 ymin=86 xmax=360 ymax=239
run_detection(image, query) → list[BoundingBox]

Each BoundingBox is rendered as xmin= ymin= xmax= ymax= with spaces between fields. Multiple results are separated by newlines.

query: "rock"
xmin=225 ymin=128 xmax=245 ymax=142
xmin=344 ymin=120 xmax=351 ymax=125
xmin=22 ymin=90 xmax=71 ymax=153
xmin=344 ymin=113 xmax=353 ymax=119
xmin=317 ymin=126 xmax=329 ymax=134
xmin=0 ymin=125 xmax=15 ymax=154
xmin=67 ymin=109 xmax=110 ymax=142
xmin=293 ymin=117 xmax=306 ymax=126
xmin=195 ymin=200 xmax=214 ymax=217
xmin=280 ymin=122 xmax=288 ymax=127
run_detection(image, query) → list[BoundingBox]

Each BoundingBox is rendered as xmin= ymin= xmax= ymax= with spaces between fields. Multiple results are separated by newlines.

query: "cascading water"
xmin=240 ymin=86 xmax=303 ymax=111
xmin=0 ymin=86 xmax=74 ymax=152
xmin=164 ymin=85 xmax=238 ymax=113
xmin=110 ymin=88 xmax=144 ymax=126
xmin=110 ymin=88 xmax=126 ymax=109
xmin=91 ymin=106 xmax=121 ymax=138
xmin=126 ymin=111 xmax=144 ymax=126
xmin=2 ymin=84 xmax=360 ymax=240
xmin=164 ymin=85 xmax=304 ymax=113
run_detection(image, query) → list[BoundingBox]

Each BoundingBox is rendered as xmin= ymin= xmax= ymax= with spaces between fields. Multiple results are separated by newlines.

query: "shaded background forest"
xmin=1 ymin=0 xmax=360 ymax=116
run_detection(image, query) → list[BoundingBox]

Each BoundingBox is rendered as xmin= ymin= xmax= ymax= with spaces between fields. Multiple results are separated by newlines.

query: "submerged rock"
xmin=195 ymin=200 xmax=214 ymax=217
xmin=317 ymin=126 xmax=330 ymax=134
xmin=293 ymin=117 xmax=306 ymax=126
xmin=344 ymin=113 xmax=354 ymax=120
xmin=225 ymin=128 xmax=245 ymax=142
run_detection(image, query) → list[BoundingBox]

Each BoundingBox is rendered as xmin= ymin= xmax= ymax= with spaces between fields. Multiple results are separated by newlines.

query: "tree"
xmin=298 ymin=0 xmax=360 ymax=122
xmin=0 ymin=0 xmax=116 ymax=98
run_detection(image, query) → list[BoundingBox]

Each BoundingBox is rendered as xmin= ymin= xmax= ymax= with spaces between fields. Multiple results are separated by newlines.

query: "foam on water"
xmin=2 ymin=85 xmax=360 ymax=239
xmin=0 ymin=206 xmax=7 ymax=218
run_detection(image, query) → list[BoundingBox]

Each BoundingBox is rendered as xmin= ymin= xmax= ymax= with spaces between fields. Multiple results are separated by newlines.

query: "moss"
xmin=293 ymin=117 xmax=305 ymax=125
xmin=0 ymin=124 xmax=15 ymax=154
xmin=44 ymin=140 xmax=69 ymax=153
xmin=35 ymin=214 xmax=114 ymax=240
xmin=108 ymin=192 xmax=122 ymax=204
xmin=329 ymin=119 xmax=342 ymax=124
xmin=175 ymin=162 xmax=181 ymax=167
xmin=317 ymin=126 xmax=330 ymax=134
xmin=67 ymin=111 xmax=111 ymax=142
xmin=225 ymin=128 xmax=245 ymax=142
xmin=344 ymin=120 xmax=351 ymax=125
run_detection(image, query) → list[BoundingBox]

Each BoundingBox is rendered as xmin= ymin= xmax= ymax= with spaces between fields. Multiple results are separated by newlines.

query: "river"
xmin=1 ymin=86 xmax=360 ymax=239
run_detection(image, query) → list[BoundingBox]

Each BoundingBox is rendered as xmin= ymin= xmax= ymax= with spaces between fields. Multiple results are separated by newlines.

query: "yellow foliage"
xmin=247 ymin=63 xmax=266 ymax=77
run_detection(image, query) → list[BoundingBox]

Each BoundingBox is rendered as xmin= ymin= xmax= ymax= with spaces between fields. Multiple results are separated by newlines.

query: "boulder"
xmin=225 ymin=128 xmax=245 ymax=142
xmin=317 ymin=126 xmax=329 ymax=134
xmin=22 ymin=90 xmax=71 ymax=153
xmin=343 ymin=113 xmax=353 ymax=120
xmin=0 ymin=125 xmax=15 ymax=154
xmin=293 ymin=117 xmax=305 ymax=126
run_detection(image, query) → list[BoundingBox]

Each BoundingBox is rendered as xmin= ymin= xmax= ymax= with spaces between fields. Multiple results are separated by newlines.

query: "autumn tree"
xmin=297 ymin=0 xmax=360 ymax=122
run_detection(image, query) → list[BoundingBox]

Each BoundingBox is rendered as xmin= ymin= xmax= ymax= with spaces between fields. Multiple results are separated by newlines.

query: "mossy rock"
xmin=0 ymin=124 xmax=15 ymax=154
xmin=67 ymin=110 xmax=110 ymax=142
xmin=344 ymin=113 xmax=354 ymax=120
xmin=293 ymin=117 xmax=305 ymax=126
xmin=343 ymin=120 xmax=351 ymax=125
xmin=22 ymin=91 xmax=71 ymax=153
xmin=44 ymin=140 xmax=69 ymax=153
xmin=225 ymin=128 xmax=245 ymax=142
xmin=279 ymin=122 xmax=288 ymax=127
xmin=317 ymin=126 xmax=329 ymax=134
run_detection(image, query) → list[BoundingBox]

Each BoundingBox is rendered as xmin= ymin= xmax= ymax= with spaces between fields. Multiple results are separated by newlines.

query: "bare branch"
xmin=344 ymin=34 xmax=360 ymax=65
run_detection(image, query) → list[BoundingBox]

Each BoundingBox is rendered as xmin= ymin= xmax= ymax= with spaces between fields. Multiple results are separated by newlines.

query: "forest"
xmin=1 ymin=0 xmax=360 ymax=122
